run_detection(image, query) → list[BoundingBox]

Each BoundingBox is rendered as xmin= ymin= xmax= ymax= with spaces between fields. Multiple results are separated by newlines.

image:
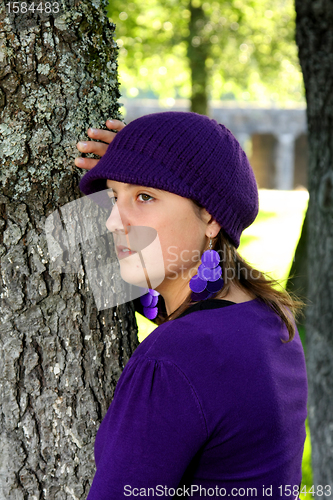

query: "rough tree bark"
xmin=0 ymin=2 xmax=139 ymax=498
xmin=295 ymin=0 xmax=333 ymax=495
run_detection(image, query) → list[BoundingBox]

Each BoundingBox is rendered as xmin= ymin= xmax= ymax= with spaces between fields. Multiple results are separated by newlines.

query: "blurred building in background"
xmin=121 ymin=99 xmax=307 ymax=191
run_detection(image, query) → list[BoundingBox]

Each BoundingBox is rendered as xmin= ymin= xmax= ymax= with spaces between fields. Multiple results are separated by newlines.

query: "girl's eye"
xmin=108 ymin=193 xmax=154 ymax=205
xmin=138 ymin=193 xmax=154 ymax=202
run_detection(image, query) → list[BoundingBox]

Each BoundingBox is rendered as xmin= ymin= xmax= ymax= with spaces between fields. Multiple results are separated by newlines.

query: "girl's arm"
xmin=86 ymin=355 xmax=207 ymax=499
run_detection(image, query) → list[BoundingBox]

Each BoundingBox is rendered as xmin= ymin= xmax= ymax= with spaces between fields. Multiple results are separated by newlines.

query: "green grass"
xmin=240 ymin=189 xmax=309 ymax=287
xmin=135 ymin=189 xmax=312 ymax=494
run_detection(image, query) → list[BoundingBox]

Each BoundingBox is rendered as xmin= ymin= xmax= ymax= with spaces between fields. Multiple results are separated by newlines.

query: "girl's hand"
xmin=75 ymin=119 xmax=126 ymax=170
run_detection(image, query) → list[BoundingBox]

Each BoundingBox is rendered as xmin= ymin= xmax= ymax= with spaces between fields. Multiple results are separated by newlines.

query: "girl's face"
xmin=105 ymin=179 xmax=221 ymax=297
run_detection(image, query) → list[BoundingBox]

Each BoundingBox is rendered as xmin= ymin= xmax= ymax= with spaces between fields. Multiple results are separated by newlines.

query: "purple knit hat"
xmin=79 ymin=111 xmax=259 ymax=248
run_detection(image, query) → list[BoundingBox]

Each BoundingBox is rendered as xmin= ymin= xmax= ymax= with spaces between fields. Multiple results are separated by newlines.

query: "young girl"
xmin=76 ymin=112 xmax=308 ymax=499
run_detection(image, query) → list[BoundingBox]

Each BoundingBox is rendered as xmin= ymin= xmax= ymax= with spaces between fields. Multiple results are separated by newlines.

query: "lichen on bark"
xmin=0 ymin=1 xmax=139 ymax=498
xmin=0 ymin=0 xmax=122 ymax=202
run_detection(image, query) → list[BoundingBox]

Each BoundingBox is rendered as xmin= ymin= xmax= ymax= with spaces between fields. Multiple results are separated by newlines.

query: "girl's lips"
xmin=116 ymin=245 xmax=137 ymax=259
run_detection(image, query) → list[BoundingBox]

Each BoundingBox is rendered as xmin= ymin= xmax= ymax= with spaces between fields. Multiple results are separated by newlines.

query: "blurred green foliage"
xmin=107 ymin=0 xmax=305 ymax=105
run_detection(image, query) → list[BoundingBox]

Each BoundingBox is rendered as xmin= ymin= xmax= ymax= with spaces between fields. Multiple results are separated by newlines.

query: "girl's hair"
xmin=154 ymin=199 xmax=307 ymax=343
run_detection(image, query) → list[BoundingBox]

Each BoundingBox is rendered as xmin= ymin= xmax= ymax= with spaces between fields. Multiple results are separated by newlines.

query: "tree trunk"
xmin=0 ymin=2 xmax=139 ymax=498
xmin=295 ymin=1 xmax=333 ymax=495
xmin=286 ymin=208 xmax=308 ymax=328
xmin=187 ymin=0 xmax=210 ymax=116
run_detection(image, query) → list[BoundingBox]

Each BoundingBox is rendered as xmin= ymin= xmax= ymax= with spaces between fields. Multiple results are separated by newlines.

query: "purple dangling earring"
xmin=189 ymin=235 xmax=224 ymax=302
xmin=140 ymin=235 xmax=223 ymax=318
xmin=140 ymin=289 xmax=160 ymax=320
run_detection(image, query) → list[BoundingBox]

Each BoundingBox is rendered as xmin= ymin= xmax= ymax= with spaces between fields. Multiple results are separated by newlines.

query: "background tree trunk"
xmin=286 ymin=209 xmax=308 ymax=328
xmin=187 ymin=0 xmax=210 ymax=115
xmin=0 ymin=2 xmax=139 ymax=498
xmin=295 ymin=1 xmax=333 ymax=495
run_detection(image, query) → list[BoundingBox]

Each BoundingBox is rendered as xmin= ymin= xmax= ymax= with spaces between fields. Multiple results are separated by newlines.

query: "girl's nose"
xmin=105 ymin=201 xmax=131 ymax=236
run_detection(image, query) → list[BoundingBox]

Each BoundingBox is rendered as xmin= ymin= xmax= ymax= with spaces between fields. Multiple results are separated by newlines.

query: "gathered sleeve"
xmin=86 ymin=355 xmax=208 ymax=499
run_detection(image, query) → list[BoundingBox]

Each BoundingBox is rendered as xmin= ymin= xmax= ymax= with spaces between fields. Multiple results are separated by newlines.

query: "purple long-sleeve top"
xmin=86 ymin=297 xmax=308 ymax=499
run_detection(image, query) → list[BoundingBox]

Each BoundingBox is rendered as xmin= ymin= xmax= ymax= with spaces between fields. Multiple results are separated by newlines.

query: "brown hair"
xmin=154 ymin=199 xmax=306 ymax=343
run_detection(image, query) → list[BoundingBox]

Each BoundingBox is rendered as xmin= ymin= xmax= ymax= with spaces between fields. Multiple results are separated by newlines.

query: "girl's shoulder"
xmin=133 ymin=297 xmax=287 ymax=366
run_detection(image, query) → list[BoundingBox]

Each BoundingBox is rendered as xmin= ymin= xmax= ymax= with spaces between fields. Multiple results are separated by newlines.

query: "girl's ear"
xmin=204 ymin=212 xmax=221 ymax=235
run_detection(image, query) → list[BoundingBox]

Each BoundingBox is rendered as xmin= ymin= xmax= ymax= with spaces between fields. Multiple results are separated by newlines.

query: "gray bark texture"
xmin=0 ymin=1 xmax=140 ymax=498
xmin=295 ymin=0 xmax=333 ymax=495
